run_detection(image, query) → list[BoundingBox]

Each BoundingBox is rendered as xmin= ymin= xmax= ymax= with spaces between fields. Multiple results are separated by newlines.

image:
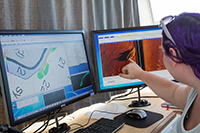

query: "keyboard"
xmin=74 ymin=118 xmax=124 ymax=133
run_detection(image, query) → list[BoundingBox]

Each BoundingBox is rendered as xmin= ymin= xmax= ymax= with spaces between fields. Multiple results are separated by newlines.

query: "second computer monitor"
xmin=0 ymin=30 xmax=95 ymax=127
xmin=91 ymin=25 xmax=173 ymax=92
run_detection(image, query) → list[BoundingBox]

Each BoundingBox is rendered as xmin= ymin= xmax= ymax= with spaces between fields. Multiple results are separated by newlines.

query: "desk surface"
xmin=24 ymin=87 xmax=180 ymax=133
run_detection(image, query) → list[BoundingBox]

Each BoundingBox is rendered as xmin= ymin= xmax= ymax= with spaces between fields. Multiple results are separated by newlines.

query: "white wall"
xmin=138 ymin=0 xmax=200 ymax=26
xmin=150 ymin=0 xmax=200 ymax=24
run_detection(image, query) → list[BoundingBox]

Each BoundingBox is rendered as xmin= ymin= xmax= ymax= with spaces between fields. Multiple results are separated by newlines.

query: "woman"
xmin=119 ymin=13 xmax=200 ymax=132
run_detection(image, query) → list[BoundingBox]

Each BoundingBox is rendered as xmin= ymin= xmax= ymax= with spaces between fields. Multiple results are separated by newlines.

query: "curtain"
xmin=0 ymin=0 xmax=140 ymax=130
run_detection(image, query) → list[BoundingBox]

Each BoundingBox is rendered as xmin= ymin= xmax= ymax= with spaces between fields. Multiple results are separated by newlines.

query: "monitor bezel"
xmin=0 ymin=30 xmax=96 ymax=126
xmin=91 ymin=25 xmax=161 ymax=93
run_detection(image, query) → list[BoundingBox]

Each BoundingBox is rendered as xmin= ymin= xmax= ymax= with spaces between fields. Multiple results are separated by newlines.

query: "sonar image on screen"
xmin=100 ymin=41 xmax=138 ymax=77
xmin=142 ymin=38 xmax=166 ymax=71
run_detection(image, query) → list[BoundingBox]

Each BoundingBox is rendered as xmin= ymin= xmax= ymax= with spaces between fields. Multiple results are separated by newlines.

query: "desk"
xmin=24 ymin=87 xmax=180 ymax=133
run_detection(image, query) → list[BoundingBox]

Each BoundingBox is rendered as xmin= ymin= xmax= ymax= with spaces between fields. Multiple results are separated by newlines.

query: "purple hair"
xmin=162 ymin=12 xmax=200 ymax=79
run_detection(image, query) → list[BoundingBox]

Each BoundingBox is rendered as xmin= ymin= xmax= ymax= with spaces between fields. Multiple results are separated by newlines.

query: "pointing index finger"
xmin=129 ymin=58 xmax=134 ymax=63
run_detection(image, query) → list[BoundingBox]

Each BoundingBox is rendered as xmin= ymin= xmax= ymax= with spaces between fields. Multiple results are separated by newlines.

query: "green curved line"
xmin=37 ymin=47 xmax=56 ymax=79
xmin=80 ymin=71 xmax=90 ymax=87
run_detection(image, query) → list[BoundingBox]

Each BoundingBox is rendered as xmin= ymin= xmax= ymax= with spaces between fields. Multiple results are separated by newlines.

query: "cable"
xmin=114 ymin=95 xmax=159 ymax=101
xmin=48 ymin=113 xmax=67 ymax=126
xmin=35 ymin=108 xmax=63 ymax=133
xmin=21 ymin=107 xmax=62 ymax=132
xmin=33 ymin=112 xmax=51 ymax=133
xmin=21 ymin=114 xmax=49 ymax=132
xmin=67 ymin=110 xmax=122 ymax=133
xmin=106 ymin=88 xmax=134 ymax=103
xmin=68 ymin=123 xmax=83 ymax=128
xmin=107 ymin=85 xmax=159 ymax=101
xmin=107 ymin=85 xmax=147 ymax=103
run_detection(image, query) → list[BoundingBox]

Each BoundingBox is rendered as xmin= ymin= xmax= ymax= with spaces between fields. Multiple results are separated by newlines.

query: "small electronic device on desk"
xmin=161 ymin=101 xmax=179 ymax=109
xmin=126 ymin=109 xmax=147 ymax=120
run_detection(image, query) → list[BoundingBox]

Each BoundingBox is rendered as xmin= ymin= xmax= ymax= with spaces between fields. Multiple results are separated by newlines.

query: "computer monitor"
xmin=91 ymin=25 xmax=173 ymax=93
xmin=0 ymin=30 xmax=95 ymax=128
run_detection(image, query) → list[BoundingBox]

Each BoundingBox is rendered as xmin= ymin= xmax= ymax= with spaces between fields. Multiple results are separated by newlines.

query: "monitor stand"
xmin=49 ymin=111 xmax=71 ymax=133
xmin=0 ymin=124 xmax=22 ymax=133
xmin=128 ymin=87 xmax=151 ymax=107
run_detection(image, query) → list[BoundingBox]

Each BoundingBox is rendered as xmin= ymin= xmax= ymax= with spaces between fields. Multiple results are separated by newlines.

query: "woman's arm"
xmin=119 ymin=59 xmax=191 ymax=110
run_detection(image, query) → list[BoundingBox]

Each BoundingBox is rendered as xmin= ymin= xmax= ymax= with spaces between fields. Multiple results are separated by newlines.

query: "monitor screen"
xmin=0 ymin=30 xmax=95 ymax=126
xmin=140 ymin=35 xmax=172 ymax=80
xmin=91 ymin=25 xmax=173 ymax=92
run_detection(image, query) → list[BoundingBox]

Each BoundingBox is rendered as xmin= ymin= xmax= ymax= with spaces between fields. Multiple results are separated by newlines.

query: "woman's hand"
xmin=119 ymin=58 xmax=144 ymax=79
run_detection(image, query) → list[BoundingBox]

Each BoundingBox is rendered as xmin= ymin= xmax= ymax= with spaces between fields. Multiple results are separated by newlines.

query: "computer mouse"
xmin=126 ymin=109 xmax=147 ymax=120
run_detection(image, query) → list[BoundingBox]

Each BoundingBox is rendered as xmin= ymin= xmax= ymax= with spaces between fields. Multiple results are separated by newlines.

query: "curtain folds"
xmin=0 ymin=0 xmax=140 ymax=130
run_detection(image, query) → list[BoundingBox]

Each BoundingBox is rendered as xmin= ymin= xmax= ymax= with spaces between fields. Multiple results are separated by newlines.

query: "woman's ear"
xmin=169 ymin=48 xmax=177 ymax=57
xmin=169 ymin=48 xmax=179 ymax=67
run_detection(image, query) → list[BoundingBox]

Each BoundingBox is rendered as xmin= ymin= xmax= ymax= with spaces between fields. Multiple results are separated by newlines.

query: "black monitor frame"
xmin=91 ymin=25 xmax=173 ymax=107
xmin=0 ymin=30 xmax=95 ymax=127
xmin=91 ymin=24 xmax=173 ymax=93
xmin=91 ymin=25 xmax=164 ymax=93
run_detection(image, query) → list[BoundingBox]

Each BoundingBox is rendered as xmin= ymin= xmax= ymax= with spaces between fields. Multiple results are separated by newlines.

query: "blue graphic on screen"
xmin=12 ymin=94 xmax=45 ymax=119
